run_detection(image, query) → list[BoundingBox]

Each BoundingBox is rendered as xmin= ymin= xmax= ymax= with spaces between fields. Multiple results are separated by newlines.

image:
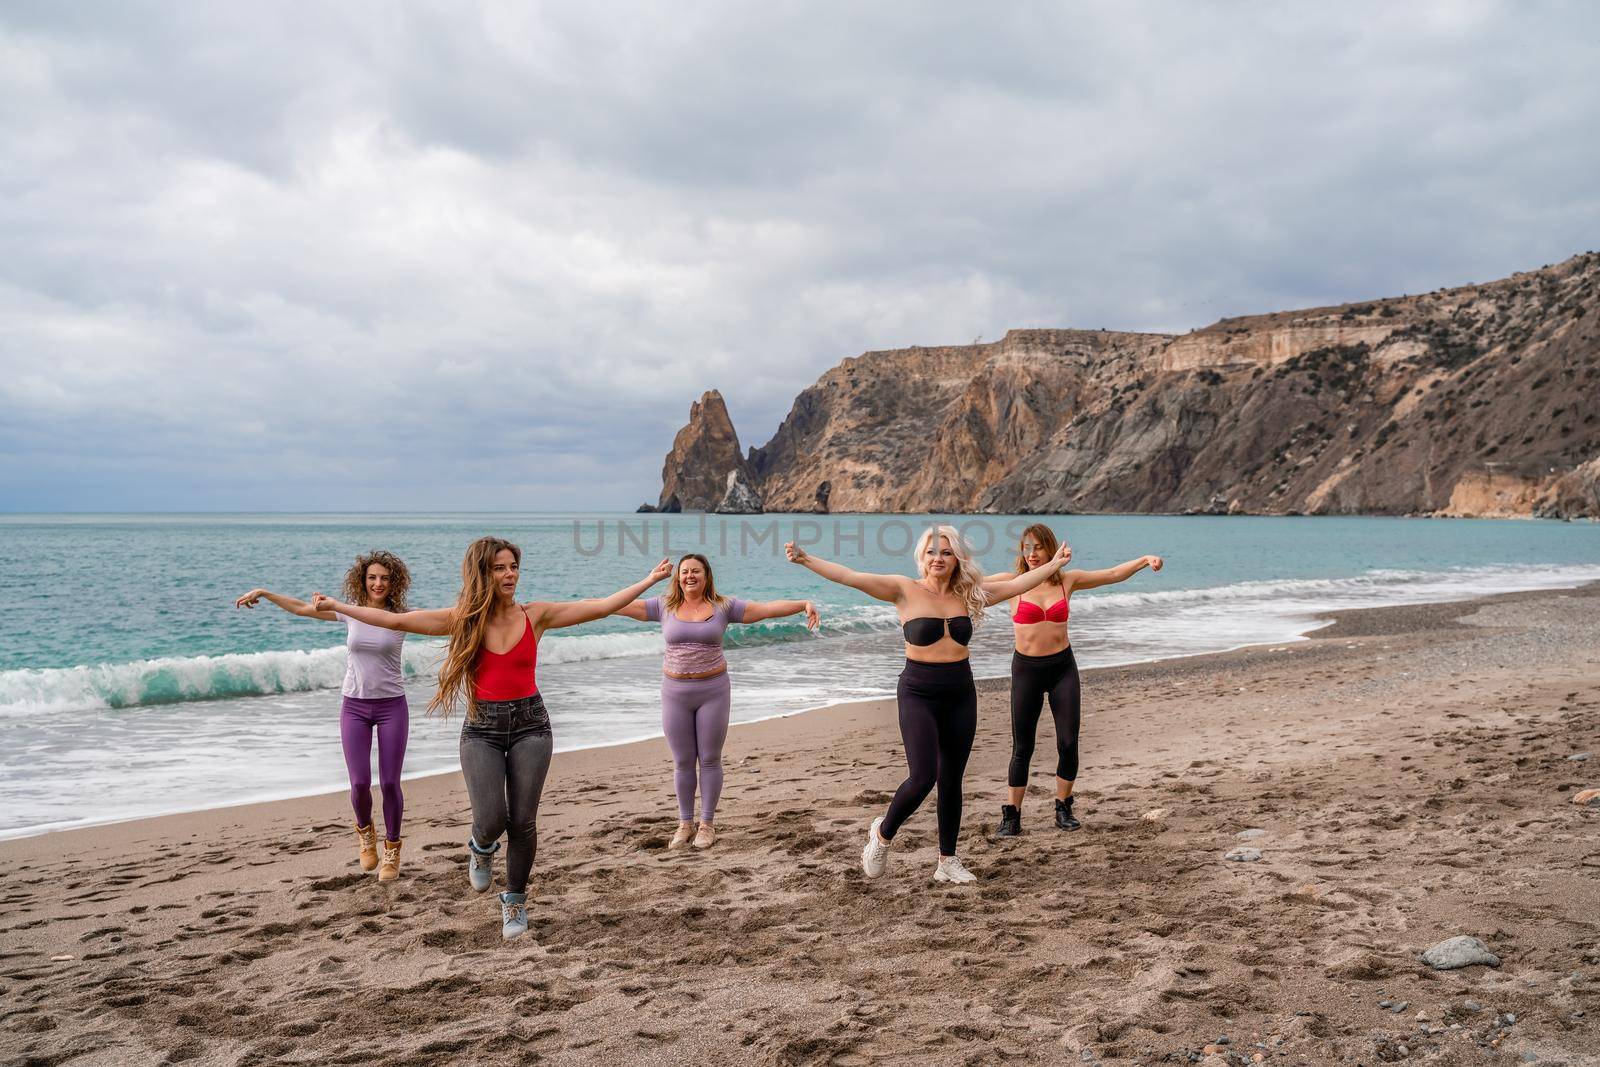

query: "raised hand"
xmin=235 ymin=589 xmax=267 ymax=609
xmin=311 ymin=592 xmax=337 ymax=613
xmin=647 ymin=557 xmax=673 ymax=584
xmin=804 ymin=601 xmax=820 ymax=632
xmin=1052 ymin=542 xmax=1073 ymax=567
xmin=784 ymin=541 xmax=808 ymax=565
xmin=1146 ymin=555 xmax=1164 ymax=572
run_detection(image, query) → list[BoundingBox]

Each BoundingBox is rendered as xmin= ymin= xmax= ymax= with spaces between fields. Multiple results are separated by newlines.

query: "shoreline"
xmin=0 ymin=580 xmax=1591 ymax=853
xmin=2 ymin=577 xmax=1592 ymax=845
xmin=2 ymin=581 xmax=1597 ymax=1064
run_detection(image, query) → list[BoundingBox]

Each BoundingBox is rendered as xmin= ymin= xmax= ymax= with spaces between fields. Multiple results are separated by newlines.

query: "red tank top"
xmin=474 ymin=612 xmax=538 ymax=700
xmin=1012 ymin=593 xmax=1069 ymax=624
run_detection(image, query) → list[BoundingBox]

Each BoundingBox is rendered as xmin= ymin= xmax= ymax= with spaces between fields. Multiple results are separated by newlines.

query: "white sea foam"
xmin=3 ymin=566 xmax=1594 ymax=718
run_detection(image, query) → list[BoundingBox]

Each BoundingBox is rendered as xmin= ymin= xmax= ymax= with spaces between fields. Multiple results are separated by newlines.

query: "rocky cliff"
xmin=656 ymin=253 xmax=1600 ymax=517
xmin=655 ymin=390 xmax=759 ymax=513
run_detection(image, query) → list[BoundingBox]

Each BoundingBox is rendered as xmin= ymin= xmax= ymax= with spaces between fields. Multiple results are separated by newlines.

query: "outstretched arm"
xmin=1065 ymin=555 xmax=1163 ymax=591
xmin=981 ymin=543 xmax=1075 ymax=605
xmin=310 ymin=594 xmax=453 ymax=636
xmin=236 ymin=588 xmax=338 ymax=622
xmin=532 ymin=559 xmax=673 ymax=632
xmin=784 ymin=542 xmax=905 ymax=604
xmin=739 ymin=599 xmax=820 ymax=631
xmin=611 ymin=599 xmax=653 ymax=622
xmin=980 ymin=545 xmax=1071 ymax=589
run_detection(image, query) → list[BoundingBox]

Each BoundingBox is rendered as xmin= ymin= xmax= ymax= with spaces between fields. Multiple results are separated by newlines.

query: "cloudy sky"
xmin=2 ymin=2 xmax=1596 ymax=511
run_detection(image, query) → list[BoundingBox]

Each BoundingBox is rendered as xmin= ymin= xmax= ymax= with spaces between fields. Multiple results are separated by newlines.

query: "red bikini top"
xmin=1012 ymin=594 xmax=1069 ymax=625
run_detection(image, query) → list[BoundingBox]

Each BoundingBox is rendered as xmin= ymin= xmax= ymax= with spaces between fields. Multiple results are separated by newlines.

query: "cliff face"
xmin=657 ymin=390 xmax=759 ymax=513
xmin=657 ymin=253 xmax=1600 ymax=517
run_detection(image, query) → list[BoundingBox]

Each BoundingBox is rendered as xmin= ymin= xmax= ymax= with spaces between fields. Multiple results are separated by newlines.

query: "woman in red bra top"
xmin=317 ymin=537 xmax=671 ymax=941
xmin=983 ymin=523 xmax=1163 ymax=837
xmin=786 ymin=525 xmax=1072 ymax=887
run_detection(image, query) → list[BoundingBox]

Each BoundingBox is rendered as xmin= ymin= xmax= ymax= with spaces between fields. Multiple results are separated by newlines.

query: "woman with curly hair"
xmin=235 ymin=550 xmax=414 ymax=880
xmin=785 ymin=526 xmax=1070 ymax=885
xmin=315 ymin=538 xmax=671 ymax=940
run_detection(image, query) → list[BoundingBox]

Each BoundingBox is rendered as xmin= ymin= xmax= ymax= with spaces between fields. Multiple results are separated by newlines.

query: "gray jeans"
xmin=460 ymin=694 xmax=553 ymax=894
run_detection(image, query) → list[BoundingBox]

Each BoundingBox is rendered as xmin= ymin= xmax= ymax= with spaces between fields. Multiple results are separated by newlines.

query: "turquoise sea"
xmin=2 ymin=512 xmax=1597 ymax=838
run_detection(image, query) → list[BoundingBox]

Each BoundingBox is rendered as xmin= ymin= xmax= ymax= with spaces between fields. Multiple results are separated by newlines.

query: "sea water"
xmin=1 ymin=512 xmax=1596 ymax=837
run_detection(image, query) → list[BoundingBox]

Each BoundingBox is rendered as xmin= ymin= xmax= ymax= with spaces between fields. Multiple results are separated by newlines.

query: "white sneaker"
xmin=861 ymin=817 xmax=892 ymax=879
xmin=933 ymin=855 xmax=977 ymax=884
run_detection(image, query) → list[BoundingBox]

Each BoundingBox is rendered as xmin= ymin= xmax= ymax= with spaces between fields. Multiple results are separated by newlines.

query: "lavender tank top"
xmin=337 ymin=612 xmax=406 ymax=699
xmin=645 ymin=596 xmax=748 ymax=675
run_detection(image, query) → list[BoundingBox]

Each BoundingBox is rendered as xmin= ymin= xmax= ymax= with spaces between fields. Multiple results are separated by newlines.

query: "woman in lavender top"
xmin=614 ymin=554 xmax=818 ymax=849
xmin=235 ymin=550 xmax=414 ymax=880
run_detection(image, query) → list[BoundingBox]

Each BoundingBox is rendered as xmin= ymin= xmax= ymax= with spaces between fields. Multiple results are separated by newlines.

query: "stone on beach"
xmin=1224 ymin=847 xmax=1262 ymax=862
xmin=1567 ymin=752 xmax=1591 ymax=762
xmin=1235 ymin=828 xmax=1267 ymax=840
xmin=1572 ymin=788 xmax=1600 ymax=805
xmin=1141 ymin=808 xmax=1169 ymax=821
xmin=1421 ymin=935 xmax=1501 ymax=970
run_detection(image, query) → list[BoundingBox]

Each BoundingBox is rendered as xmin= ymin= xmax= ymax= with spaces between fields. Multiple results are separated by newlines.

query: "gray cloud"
xmin=1 ymin=1 xmax=1597 ymax=510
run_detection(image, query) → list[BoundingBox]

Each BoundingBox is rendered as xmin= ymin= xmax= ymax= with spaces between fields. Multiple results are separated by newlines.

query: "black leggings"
xmin=881 ymin=659 xmax=977 ymax=856
xmin=1007 ymin=647 xmax=1081 ymax=787
xmin=459 ymin=695 xmax=554 ymax=894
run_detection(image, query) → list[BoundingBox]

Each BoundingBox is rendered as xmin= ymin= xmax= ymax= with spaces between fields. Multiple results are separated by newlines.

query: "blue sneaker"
xmin=500 ymin=892 xmax=529 ymax=941
xmin=467 ymin=838 xmax=499 ymax=893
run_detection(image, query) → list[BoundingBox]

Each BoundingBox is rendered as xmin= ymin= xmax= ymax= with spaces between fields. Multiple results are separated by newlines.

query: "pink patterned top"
xmin=645 ymin=596 xmax=748 ymax=675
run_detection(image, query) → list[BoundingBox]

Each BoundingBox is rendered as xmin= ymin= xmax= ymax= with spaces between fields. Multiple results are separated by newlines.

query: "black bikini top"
xmin=902 ymin=616 xmax=973 ymax=647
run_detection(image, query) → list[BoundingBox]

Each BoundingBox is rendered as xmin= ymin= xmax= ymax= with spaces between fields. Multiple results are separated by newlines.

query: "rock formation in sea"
xmin=654 ymin=253 xmax=1600 ymax=517
xmin=657 ymin=389 xmax=763 ymax=513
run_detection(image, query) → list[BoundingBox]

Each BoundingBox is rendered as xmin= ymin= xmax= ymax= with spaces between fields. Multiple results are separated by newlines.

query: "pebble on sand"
xmin=1141 ymin=808 xmax=1170 ymax=821
xmin=1224 ymin=847 xmax=1262 ymax=862
xmin=1235 ymin=828 xmax=1267 ymax=840
xmin=1567 ymin=752 xmax=1591 ymax=761
xmin=1572 ymin=788 xmax=1600 ymax=805
xmin=1420 ymin=935 xmax=1501 ymax=970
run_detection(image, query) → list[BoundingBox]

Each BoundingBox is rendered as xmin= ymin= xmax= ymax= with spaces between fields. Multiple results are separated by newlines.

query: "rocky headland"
xmin=653 ymin=252 xmax=1600 ymax=517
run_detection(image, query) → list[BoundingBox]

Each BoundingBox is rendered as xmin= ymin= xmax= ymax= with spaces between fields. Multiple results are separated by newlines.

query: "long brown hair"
xmin=662 ymin=553 xmax=727 ymax=614
xmin=1014 ymin=524 xmax=1064 ymax=587
xmin=341 ymin=550 xmax=410 ymax=611
xmin=430 ymin=537 xmax=521 ymax=721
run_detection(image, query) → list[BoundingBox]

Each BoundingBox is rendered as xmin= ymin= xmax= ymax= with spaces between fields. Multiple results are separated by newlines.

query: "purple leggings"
xmin=340 ymin=695 xmax=409 ymax=841
xmin=661 ymin=673 xmax=731 ymax=822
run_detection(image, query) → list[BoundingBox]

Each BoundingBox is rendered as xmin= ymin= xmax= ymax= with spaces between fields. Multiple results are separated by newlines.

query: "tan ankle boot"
xmin=378 ymin=838 xmax=402 ymax=881
xmin=355 ymin=823 xmax=378 ymax=871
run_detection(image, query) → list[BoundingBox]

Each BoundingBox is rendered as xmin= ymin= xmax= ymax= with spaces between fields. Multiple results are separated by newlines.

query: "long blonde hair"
xmin=914 ymin=524 xmax=988 ymax=624
xmin=1013 ymin=524 xmax=1064 ymax=588
xmin=663 ymin=553 xmax=727 ymax=614
xmin=430 ymin=536 xmax=521 ymax=722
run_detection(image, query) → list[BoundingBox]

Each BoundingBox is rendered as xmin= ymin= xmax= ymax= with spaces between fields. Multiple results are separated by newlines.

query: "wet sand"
xmin=2 ymin=584 xmax=1598 ymax=1066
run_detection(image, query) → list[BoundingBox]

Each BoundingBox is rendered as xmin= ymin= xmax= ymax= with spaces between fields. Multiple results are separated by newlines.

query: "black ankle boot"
xmin=996 ymin=804 xmax=1022 ymax=838
xmin=1054 ymin=797 xmax=1081 ymax=831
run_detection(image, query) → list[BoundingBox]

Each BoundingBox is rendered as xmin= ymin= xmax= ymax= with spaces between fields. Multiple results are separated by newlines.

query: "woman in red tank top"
xmin=317 ymin=538 xmax=671 ymax=941
xmin=983 ymin=524 xmax=1163 ymax=837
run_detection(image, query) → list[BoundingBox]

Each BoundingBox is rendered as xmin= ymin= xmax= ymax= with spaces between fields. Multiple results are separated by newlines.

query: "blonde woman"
xmin=984 ymin=525 xmax=1163 ymax=837
xmin=613 ymin=553 xmax=819 ymax=850
xmin=785 ymin=526 xmax=1070 ymax=884
xmin=315 ymin=537 xmax=671 ymax=940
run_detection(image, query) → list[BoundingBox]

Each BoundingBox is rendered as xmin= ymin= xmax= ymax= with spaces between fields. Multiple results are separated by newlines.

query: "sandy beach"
xmin=3 ymin=584 xmax=1598 ymax=1066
